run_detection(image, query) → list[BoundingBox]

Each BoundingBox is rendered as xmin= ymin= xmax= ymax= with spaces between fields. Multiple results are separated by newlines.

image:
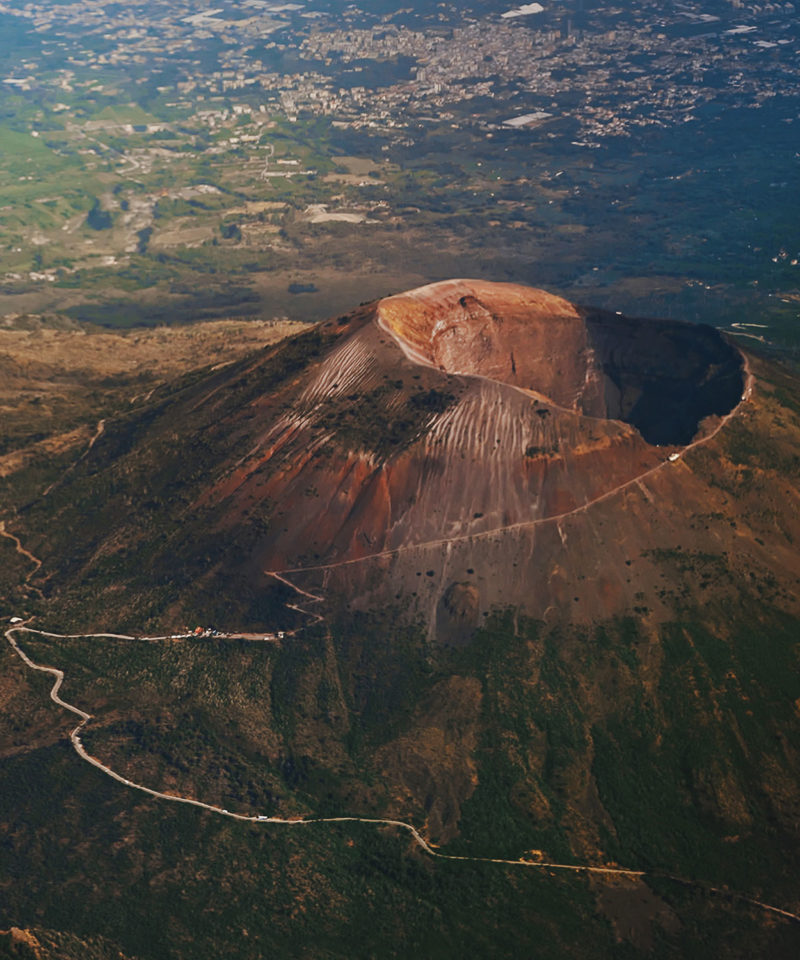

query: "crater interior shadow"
xmin=583 ymin=309 xmax=744 ymax=446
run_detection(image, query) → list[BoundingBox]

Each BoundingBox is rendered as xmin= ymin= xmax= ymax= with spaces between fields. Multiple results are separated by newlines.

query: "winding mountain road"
xmin=267 ymin=571 xmax=326 ymax=630
xmin=5 ymin=621 xmax=799 ymax=926
xmin=0 ymin=522 xmax=43 ymax=578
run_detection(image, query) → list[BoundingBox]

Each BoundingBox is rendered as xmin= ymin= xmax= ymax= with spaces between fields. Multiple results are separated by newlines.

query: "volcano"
xmin=378 ymin=280 xmax=743 ymax=445
xmin=19 ymin=278 xmax=794 ymax=637
xmin=7 ymin=280 xmax=800 ymax=952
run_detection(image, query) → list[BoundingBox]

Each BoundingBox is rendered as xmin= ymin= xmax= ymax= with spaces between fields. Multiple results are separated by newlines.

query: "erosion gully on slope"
xmin=272 ymin=350 xmax=754 ymax=576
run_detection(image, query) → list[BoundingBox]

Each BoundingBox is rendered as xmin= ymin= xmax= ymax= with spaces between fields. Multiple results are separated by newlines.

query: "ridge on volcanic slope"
xmin=8 ymin=279 xmax=750 ymax=632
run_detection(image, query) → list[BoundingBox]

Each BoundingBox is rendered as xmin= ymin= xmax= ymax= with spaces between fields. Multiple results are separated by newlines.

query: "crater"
xmin=377 ymin=279 xmax=744 ymax=446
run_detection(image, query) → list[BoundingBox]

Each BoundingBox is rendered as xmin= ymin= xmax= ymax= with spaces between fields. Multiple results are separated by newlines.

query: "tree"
xmin=87 ymin=198 xmax=112 ymax=231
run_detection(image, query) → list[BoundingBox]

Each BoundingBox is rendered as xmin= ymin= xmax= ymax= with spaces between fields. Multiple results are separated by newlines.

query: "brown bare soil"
xmin=0 ymin=315 xmax=304 ymax=484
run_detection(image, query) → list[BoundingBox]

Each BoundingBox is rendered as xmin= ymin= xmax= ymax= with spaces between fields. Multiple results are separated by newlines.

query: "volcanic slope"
xmin=5 ymin=280 xmax=800 ymax=957
xmin=9 ymin=278 xmax=793 ymax=636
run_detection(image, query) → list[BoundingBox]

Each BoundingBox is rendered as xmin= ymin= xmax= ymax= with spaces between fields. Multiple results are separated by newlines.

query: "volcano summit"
xmin=378 ymin=279 xmax=743 ymax=444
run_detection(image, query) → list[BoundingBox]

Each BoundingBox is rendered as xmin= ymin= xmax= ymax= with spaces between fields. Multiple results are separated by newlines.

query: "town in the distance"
xmin=0 ymin=0 xmax=798 ymax=346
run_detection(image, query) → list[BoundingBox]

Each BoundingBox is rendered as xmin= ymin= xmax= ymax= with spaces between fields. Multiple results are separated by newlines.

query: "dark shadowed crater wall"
xmin=584 ymin=309 xmax=745 ymax=446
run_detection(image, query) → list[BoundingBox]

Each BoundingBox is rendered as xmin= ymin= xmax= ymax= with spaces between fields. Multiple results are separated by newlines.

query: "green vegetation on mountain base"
xmin=445 ymin=604 xmax=800 ymax=904
xmin=0 ymin=741 xmax=622 ymax=960
xmin=10 ymin=588 xmax=800 ymax=913
xmin=4 ymin=603 xmax=800 ymax=959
